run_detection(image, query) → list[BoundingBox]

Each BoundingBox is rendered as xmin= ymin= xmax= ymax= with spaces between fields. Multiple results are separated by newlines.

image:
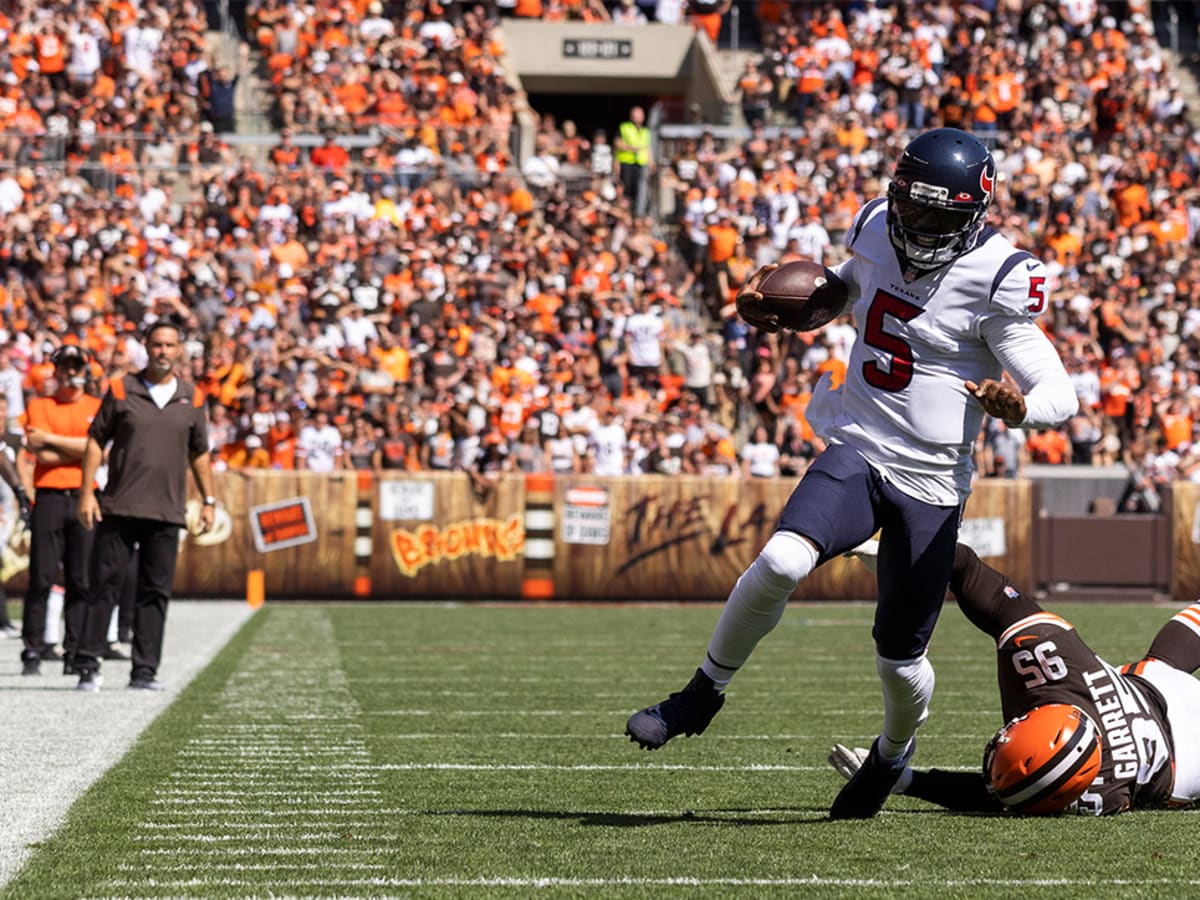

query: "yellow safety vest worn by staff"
xmin=616 ymin=120 xmax=651 ymax=166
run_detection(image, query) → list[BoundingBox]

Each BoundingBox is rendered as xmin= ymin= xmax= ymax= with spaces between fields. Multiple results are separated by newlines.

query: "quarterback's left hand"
xmin=965 ymin=379 xmax=1026 ymax=426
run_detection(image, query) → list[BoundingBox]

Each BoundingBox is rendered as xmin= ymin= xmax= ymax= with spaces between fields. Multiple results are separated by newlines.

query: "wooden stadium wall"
xmin=157 ymin=472 xmax=1033 ymax=602
xmin=1170 ymin=481 xmax=1200 ymax=602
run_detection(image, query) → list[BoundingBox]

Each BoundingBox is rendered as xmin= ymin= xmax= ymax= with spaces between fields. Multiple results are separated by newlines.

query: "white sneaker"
xmin=76 ymin=671 xmax=103 ymax=692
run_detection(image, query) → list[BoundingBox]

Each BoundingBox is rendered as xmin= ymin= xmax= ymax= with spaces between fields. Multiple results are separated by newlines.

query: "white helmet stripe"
xmin=998 ymin=714 xmax=1098 ymax=808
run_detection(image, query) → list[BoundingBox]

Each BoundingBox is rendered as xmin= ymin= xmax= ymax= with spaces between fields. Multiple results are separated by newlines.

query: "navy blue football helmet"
xmin=887 ymin=128 xmax=996 ymax=272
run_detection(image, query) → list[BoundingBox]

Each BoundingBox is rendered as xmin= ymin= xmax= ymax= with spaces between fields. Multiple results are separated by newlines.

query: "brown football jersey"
xmin=995 ymin=611 xmax=1174 ymax=815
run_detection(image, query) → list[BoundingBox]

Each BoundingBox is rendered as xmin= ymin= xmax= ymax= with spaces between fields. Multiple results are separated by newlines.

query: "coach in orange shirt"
xmin=18 ymin=345 xmax=101 ymax=676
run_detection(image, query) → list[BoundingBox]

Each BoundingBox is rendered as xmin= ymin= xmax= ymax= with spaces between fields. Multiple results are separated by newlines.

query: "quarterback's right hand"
xmin=735 ymin=264 xmax=780 ymax=333
xmin=828 ymin=744 xmax=913 ymax=794
xmin=77 ymin=492 xmax=102 ymax=530
xmin=828 ymin=744 xmax=870 ymax=782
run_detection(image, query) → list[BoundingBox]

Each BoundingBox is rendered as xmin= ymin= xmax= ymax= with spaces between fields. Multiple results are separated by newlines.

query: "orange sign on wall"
xmin=250 ymin=497 xmax=318 ymax=553
xmin=391 ymin=515 xmax=526 ymax=577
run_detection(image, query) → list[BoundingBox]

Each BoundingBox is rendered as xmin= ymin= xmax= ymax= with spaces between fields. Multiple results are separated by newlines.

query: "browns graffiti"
xmin=616 ymin=495 xmax=773 ymax=575
xmin=391 ymin=515 xmax=525 ymax=577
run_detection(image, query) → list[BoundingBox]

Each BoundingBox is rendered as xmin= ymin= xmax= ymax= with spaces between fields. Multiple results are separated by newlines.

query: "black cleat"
xmin=128 ymin=677 xmax=167 ymax=691
xmin=21 ymin=657 xmax=40 ymax=676
xmin=625 ymin=668 xmax=725 ymax=750
xmin=829 ymin=737 xmax=914 ymax=820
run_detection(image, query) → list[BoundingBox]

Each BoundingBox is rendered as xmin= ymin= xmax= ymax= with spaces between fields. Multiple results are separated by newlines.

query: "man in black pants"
xmin=75 ymin=320 xmax=216 ymax=691
xmin=18 ymin=345 xmax=100 ymax=675
xmin=0 ymin=392 xmax=30 ymax=638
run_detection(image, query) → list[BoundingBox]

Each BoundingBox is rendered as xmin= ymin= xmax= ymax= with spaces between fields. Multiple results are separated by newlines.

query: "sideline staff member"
xmin=19 ymin=345 xmax=101 ymax=676
xmin=0 ymin=392 xmax=31 ymax=639
xmin=75 ymin=319 xmax=216 ymax=691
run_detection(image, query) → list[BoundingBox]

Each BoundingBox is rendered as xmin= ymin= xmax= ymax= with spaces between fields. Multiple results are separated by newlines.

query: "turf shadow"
xmin=428 ymin=808 xmax=830 ymax=827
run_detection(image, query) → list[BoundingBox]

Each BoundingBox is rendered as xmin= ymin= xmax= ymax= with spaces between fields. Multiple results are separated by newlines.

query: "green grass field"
xmin=4 ymin=600 xmax=1198 ymax=898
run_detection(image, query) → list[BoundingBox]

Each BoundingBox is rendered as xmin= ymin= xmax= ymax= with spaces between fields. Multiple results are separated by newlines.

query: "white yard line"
xmin=98 ymin=875 xmax=1200 ymax=890
xmin=0 ymin=601 xmax=255 ymax=888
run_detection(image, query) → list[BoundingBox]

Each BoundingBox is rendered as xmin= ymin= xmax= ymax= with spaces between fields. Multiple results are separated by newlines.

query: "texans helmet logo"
xmin=980 ymin=168 xmax=995 ymax=197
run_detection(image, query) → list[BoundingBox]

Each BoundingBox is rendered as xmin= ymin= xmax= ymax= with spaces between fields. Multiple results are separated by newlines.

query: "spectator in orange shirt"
xmin=705 ymin=210 xmax=739 ymax=311
xmin=1026 ymin=427 xmax=1070 ymax=464
xmin=688 ymin=0 xmax=731 ymax=44
xmin=310 ymin=132 xmax=351 ymax=174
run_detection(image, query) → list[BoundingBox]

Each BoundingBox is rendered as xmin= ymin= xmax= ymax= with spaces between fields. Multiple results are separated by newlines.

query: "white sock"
xmin=702 ymin=531 xmax=819 ymax=688
xmin=107 ymin=607 xmax=120 ymax=644
xmin=875 ymin=653 xmax=935 ymax=762
xmin=43 ymin=585 xmax=64 ymax=645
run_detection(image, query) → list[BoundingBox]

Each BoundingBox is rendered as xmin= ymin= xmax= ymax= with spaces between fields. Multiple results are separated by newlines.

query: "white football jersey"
xmin=808 ymin=198 xmax=1075 ymax=505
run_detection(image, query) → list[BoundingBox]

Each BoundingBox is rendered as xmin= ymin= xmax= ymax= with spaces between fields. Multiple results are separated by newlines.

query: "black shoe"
xmin=625 ymin=668 xmax=726 ymax=750
xmin=102 ymin=644 xmax=130 ymax=660
xmin=21 ymin=657 xmax=40 ymax=676
xmin=829 ymin=737 xmax=915 ymax=820
xmin=128 ymin=677 xmax=166 ymax=691
xmin=40 ymin=645 xmax=63 ymax=662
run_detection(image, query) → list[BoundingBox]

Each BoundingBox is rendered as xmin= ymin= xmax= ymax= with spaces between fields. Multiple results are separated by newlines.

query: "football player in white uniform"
xmin=830 ymin=544 xmax=1200 ymax=816
xmin=626 ymin=129 xmax=1079 ymax=819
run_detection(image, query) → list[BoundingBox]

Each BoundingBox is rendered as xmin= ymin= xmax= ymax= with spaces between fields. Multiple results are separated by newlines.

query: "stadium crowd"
xmin=0 ymin=0 xmax=1196 ymax=514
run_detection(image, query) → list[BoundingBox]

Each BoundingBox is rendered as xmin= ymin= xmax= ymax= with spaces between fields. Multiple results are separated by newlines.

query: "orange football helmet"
xmin=983 ymin=704 xmax=1102 ymax=814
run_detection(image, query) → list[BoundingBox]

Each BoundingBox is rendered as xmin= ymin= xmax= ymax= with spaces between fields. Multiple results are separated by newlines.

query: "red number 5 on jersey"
xmin=862 ymin=290 xmax=924 ymax=392
xmin=1027 ymin=276 xmax=1046 ymax=314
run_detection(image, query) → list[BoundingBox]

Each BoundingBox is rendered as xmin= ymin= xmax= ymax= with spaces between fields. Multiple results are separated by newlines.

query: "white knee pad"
xmin=757 ymin=530 xmax=820 ymax=587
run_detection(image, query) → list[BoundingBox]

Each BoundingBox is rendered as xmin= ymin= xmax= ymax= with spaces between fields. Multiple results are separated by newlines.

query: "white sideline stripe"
xmin=103 ymin=877 xmax=1200 ymax=889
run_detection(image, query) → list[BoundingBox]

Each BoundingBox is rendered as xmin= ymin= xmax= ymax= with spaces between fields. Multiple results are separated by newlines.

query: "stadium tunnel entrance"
xmin=500 ymin=19 xmax=731 ymax=162
xmin=525 ymin=93 xmax=663 ymax=149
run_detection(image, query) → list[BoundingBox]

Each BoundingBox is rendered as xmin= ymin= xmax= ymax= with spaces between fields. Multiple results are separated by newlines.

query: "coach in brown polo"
xmin=74 ymin=319 xmax=216 ymax=691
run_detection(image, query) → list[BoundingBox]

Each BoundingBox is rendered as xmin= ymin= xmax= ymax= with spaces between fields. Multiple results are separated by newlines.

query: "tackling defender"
xmin=625 ymin=128 xmax=1079 ymax=819
xmin=829 ymin=544 xmax=1200 ymax=815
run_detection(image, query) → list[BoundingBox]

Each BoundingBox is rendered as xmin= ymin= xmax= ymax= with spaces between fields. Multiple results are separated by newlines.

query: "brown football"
xmin=756 ymin=260 xmax=849 ymax=332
